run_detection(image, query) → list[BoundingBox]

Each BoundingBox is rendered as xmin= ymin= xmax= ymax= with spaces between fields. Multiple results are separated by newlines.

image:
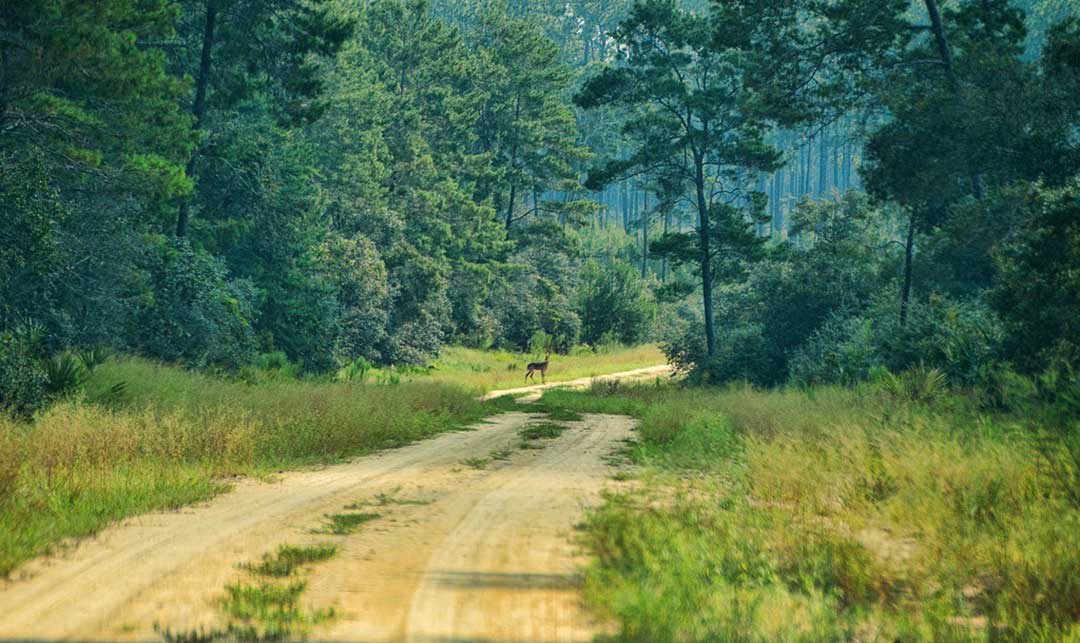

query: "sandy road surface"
xmin=482 ymin=364 xmax=671 ymax=401
xmin=0 ymin=367 xmax=664 ymax=642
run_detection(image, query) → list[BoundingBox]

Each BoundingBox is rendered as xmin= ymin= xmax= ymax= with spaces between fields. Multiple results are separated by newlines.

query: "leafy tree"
xmin=470 ymin=11 xmax=589 ymax=231
xmin=992 ymin=180 xmax=1080 ymax=373
xmin=575 ymin=0 xmax=779 ymax=358
xmin=577 ymin=260 xmax=656 ymax=346
xmin=0 ymin=0 xmax=192 ymax=346
xmin=130 ymin=236 xmax=258 ymax=368
xmin=173 ymin=0 xmax=352 ymax=236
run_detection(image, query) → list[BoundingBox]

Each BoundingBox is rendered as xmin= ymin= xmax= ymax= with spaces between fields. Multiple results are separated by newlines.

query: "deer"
xmin=525 ymin=351 xmax=552 ymax=384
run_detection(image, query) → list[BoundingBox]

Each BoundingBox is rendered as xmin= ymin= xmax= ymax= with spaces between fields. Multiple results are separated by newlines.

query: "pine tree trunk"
xmin=641 ymin=191 xmax=649 ymax=279
xmin=505 ymin=183 xmax=517 ymax=231
xmin=818 ymin=131 xmax=828 ymax=196
xmin=694 ymin=153 xmax=716 ymax=358
xmin=900 ymin=212 xmax=917 ymax=326
xmin=843 ymin=142 xmax=853 ymax=190
xmin=771 ymin=170 xmax=783 ymax=236
xmin=176 ymin=2 xmax=217 ymax=238
xmin=661 ymin=210 xmax=671 ymax=282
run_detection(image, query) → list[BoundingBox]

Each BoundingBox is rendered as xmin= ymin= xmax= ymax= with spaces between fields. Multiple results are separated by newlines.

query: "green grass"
xmin=346 ymin=488 xmax=433 ymax=509
xmin=314 ymin=512 xmax=381 ymax=535
xmin=241 ymin=544 xmax=338 ymax=577
xmin=204 ymin=536 xmax=341 ymax=642
xmin=220 ymin=580 xmax=334 ymax=640
xmin=519 ymin=421 xmax=569 ymax=441
xmin=410 ymin=344 xmax=666 ymax=392
xmin=461 ymin=457 xmax=490 ymax=470
xmin=541 ymin=382 xmax=1080 ymax=642
xmin=489 ymin=447 xmax=513 ymax=461
xmin=0 ymin=356 xmax=502 ymax=578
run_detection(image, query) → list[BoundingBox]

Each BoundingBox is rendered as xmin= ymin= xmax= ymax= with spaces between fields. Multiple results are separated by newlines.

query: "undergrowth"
xmin=541 ymin=379 xmax=1080 ymax=642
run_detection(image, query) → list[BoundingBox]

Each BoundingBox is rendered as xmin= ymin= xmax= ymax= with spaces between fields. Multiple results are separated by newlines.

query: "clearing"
xmin=0 ymin=367 xmax=668 ymax=642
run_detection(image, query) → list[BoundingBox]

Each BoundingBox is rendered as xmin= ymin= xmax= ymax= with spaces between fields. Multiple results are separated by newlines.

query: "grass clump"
xmin=347 ymin=488 xmax=432 ymax=509
xmin=314 ymin=512 xmax=380 ymax=535
xmin=519 ymin=422 xmax=568 ymax=441
xmin=461 ymin=457 xmax=490 ymax=470
xmin=202 ymin=537 xmax=340 ymax=641
xmin=241 ymin=544 xmax=337 ymax=577
xmin=542 ymin=381 xmax=1080 ymax=642
xmin=220 ymin=580 xmax=333 ymax=640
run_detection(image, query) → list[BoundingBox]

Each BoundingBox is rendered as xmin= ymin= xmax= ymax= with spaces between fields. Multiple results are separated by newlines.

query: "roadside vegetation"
xmin=0 ymin=357 xmax=491 ymax=578
xmin=0 ymin=344 xmax=657 ymax=579
xmin=541 ymin=376 xmax=1080 ymax=641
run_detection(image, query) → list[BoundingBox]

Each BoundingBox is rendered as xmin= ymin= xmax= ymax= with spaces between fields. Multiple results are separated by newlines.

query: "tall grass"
xmin=542 ymin=383 xmax=1080 ymax=641
xmin=0 ymin=357 xmax=495 ymax=578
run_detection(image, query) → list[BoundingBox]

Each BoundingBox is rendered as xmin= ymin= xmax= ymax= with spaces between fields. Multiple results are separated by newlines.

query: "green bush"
xmin=789 ymin=315 xmax=881 ymax=386
xmin=992 ymin=179 xmax=1080 ymax=374
xmin=577 ymin=260 xmax=656 ymax=347
xmin=0 ymin=333 xmax=46 ymax=419
xmin=130 ymin=237 xmax=258 ymax=369
xmin=40 ymin=352 xmax=87 ymax=398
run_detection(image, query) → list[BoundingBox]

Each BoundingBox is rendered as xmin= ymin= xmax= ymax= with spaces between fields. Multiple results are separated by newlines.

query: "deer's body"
xmin=525 ymin=352 xmax=551 ymax=383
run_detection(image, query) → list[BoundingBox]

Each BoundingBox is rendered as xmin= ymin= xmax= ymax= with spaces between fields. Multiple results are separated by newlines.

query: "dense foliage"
xmin=569 ymin=0 xmax=1080 ymax=392
xmin=3 ymin=0 xmax=1080 ymax=408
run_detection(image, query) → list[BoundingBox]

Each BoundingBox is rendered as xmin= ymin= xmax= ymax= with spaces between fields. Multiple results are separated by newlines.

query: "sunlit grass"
xmin=241 ymin=544 xmax=338 ymax=577
xmin=0 ymin=356 xmax=493 ymax=577
xmin=542 ymin=383 xmax=1080 ymax=642
xmin=313 ymin=512 xmax=381 ymax=535
xmin=417 ymin=344 xmax=666 ymax=392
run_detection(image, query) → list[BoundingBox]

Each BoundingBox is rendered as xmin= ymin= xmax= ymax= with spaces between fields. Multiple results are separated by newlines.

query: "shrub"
xmin=77 ymin=346 xmax=112 ymax=373
xmin=130 ymin=236 xmax=258 ymax=369
xmin=873 ymin=296 xmax=1004 ymax=387
xmin=992 ymin=179 xmax=1080 ymax=374
xmin=664 ymin=316 xmax=770 ymax=386
xmin=0 ymin=333 xmax=46 ymax=419
xmin=789 ymin=315 xmax=881 ymax=386
xmin=576 ymin=260 xmax=656 ymax=346
xmin=40 ymin=352 xmax=87 ymax=398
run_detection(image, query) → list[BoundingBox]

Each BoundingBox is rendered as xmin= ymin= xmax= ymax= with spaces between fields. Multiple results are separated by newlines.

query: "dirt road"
xmin=0 ymin=368 xmax=664 ymax=642
xmin=482 ymin=364 xmax=671 ymax=401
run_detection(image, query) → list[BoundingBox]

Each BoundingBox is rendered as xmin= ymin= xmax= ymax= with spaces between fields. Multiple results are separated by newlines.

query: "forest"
xmin=2 ymin=0 xmax=1080 ymax=640
xmin=3 ymin=0 xmax=1079 ymax=406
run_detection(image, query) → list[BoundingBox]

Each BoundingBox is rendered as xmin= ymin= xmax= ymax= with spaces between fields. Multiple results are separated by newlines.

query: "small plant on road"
xmin=221 ymin=580 xmax=334 ymax=640
xmin=314 ymin=512 xmax=380 ymax=535
xmin=461 ymin=457 xmax=490 ymax=470
xmin=241 ymin=544 xmax=337 ymax=577
xmin=519 ymin=422 xmax=567 ymax=441
xmin=347 ymin=487 xmax=433 ymax=508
